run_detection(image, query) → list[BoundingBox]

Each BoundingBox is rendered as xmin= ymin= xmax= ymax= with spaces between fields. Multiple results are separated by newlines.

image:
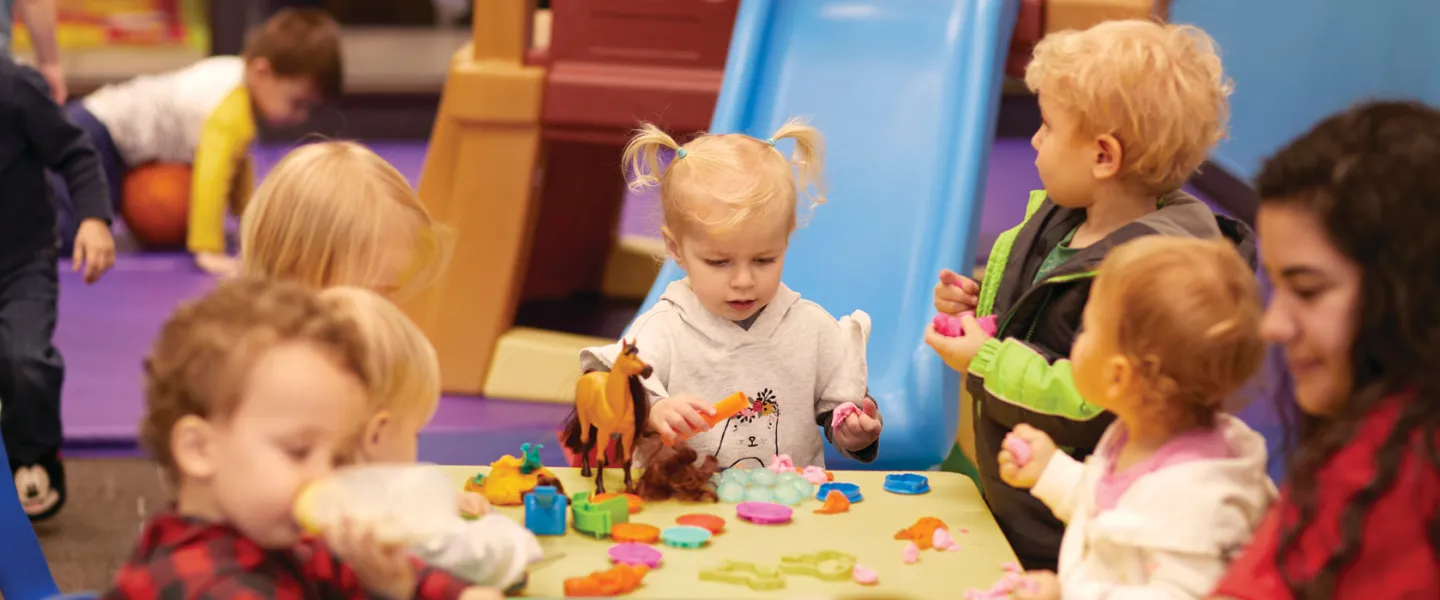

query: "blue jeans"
xmin=0 ymin=247 xmax=63 ymax=467
xmin=52 ymin=102 xmax=125 ymax=254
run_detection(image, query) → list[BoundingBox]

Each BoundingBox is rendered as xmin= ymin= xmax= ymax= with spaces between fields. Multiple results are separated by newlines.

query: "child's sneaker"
xmin=12 ymin=450 xmax=66 ymax=521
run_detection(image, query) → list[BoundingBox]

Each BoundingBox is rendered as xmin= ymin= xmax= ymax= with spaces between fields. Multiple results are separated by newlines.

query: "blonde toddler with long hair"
xmin=577 ymin=119 xmax=882 ymax=470
xmin=241 ymin=140 xmax=449 ymax=298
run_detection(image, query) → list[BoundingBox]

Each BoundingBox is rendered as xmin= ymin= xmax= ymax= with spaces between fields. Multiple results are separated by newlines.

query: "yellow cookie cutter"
xmin=699 ymin=560 xmax=786 ymax=591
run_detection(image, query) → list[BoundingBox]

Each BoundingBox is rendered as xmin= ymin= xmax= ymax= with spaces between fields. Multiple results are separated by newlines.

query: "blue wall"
xmin=1172 ymin=0 xmax=1440 ymax=181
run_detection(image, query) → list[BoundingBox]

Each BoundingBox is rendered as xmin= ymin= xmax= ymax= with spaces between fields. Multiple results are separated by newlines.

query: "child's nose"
xmin=732 ymin=267 xmax=754 ymax=288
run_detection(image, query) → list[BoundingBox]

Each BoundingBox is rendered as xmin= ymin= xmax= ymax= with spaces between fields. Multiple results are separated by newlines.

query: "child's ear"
xmin=362 ymin=410 xmax=393 ymax=458
xmin=1104 ymin=354 xmax=1134 ymax=402
xmin=245 ymin=57 xmax=274 ymax=81
xmin=1092 ymin=134 xmax=1124 ymax=180
xmin=661 ymin=226 xmax=686 ymax=269
xmin=171 ymin=415 xmax=217 ymax=479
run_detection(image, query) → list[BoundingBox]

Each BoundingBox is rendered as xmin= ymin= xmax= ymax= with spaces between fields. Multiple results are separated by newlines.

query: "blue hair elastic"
xmin=762 ymin=137 xmax=776 ymax=146
xmin=675 ymin=147 xmax=688 ymax=159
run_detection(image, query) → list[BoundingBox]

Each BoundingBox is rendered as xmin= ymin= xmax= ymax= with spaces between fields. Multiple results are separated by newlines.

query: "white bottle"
xmin=294 ymin=463 xmax=460 ymax=545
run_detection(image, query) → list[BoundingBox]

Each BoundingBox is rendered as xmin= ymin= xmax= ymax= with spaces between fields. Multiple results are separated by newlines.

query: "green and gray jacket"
xmin=966 ymin=188 xmax=1256 ymax=569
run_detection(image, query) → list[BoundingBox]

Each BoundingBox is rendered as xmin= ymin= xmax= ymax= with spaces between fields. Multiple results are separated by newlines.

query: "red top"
xmin=104 ymin=509 xmax=473 ymax=600
xmin=1213 ymin=394 xmax=1439 ymax=599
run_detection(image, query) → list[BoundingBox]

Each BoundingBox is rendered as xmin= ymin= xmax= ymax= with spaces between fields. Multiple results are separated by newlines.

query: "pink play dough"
xmin=963 ymin=563 xmax=1038 ymax=600
xmin=830 ymin=402 xmax=863 ymax=430
xmin=1003 ymin=435 xmax=1033 ymax=466
xmin=852 ymin=565 xmax=878 ymax=585
xmin=932 ymin=312 xmax=998 ymax=338
xmin=902 ymin=542 xmax=920 ymax=564
xmin=801 ymin=466 xmax=829 ymax=485
xmin=933 ymin=527 xmax=960 ymax=551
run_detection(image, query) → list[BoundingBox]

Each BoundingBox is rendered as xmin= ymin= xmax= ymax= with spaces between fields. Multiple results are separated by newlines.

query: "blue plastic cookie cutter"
xmin=661 ymin=525 xmax=713 ymax=549
xmin=883 ymin=473 xmax=931 ymax=495
xmin=815 ymin=482 xmax=863 ymax=503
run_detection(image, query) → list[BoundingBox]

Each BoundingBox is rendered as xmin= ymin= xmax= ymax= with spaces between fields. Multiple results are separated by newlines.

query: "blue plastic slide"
xmin=637 ymin=0 xmax=1021 ymax=470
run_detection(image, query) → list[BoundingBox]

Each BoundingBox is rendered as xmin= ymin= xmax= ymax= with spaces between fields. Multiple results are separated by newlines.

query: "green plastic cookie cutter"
xmin=570 ymin=491 xmax=629 ymax=538
xmin=778 ymin=550 xmax=858 ymax=581
xmin=698 ymin=560 xmax=786 ymax=591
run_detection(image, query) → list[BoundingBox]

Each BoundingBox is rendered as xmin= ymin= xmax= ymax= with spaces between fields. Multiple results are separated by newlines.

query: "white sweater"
xmin=580 ymin=280 xmax=872 ymax=469
xmin=1031 ymin=415 xmax=1276 ymax=600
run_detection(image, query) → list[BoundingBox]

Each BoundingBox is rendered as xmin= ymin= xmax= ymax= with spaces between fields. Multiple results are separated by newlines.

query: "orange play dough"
xmin=563 ymin=563 xmax=648 ymax=597
xmin=814 ymin=489 xmax=851 ymax=514
xmin=676 ymin=513 xmax=726 ymax=534
xmin=894 ymin=517 xmax=949 ymax=550
xmin=593 ymin=492 xmax=643 ymax=514
xmin=611 ymin=522 xmax=661 ymax=544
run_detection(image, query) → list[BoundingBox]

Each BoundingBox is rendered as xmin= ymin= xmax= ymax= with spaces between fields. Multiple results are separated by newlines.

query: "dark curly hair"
xmin=1254 ymin=100 xmax=1440 ymax=599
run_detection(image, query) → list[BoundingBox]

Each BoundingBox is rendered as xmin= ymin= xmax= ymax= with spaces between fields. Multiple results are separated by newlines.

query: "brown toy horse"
xmin=561 ymin=339 xmax=653 ymax=494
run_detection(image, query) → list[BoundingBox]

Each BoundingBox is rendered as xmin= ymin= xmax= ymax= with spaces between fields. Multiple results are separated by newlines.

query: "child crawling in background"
xmin=57 ymin=8 xmax=343 ymax=276
xmin=321 ymin=286 xmax=541 ymax=594
xmin=107 ymin=278 xmax=500 ymax=600
xmin=576 ymin=119 xmax=882 ymax=471
xmin=999 ymin=237 xmax=1275 ymax=600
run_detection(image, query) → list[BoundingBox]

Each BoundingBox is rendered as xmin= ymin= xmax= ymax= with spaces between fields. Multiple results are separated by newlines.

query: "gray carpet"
xmin=34 ymin=458 xmax=170 ymax=593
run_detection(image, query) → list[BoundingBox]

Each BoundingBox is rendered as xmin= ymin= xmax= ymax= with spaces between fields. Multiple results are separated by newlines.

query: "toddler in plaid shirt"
xmin=104 ymin=278 xmax=500 ymax=600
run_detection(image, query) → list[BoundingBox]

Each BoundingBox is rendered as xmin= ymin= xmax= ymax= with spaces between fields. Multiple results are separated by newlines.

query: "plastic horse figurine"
xmin=561 ymin=339 xmax=653 ymax=494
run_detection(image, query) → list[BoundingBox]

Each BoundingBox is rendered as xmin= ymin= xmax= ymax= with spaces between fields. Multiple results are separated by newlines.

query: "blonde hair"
xmin=319 ymin=286 xmax=441 ymax=423
xmin=240 ymin=141 xmax=451 ymax=298
xmin=621 ymin=117 xmax=826 ymax=236
xmin=1092 ymin=236 xmax=1263 ymax=431
xmin=1025 ymin=19 xmax=1233 ymax=191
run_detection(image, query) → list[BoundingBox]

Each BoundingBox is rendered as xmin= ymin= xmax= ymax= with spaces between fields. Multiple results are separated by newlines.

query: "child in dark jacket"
xmin=0 ymin=56 xmax=115 ymax=521
xmin=925 ymin=20 xmax=1252 ymax=571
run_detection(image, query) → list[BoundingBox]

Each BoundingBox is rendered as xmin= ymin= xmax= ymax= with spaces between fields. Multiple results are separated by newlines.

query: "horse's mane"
xmin=558 ymin=364 xmax=653 ymax=460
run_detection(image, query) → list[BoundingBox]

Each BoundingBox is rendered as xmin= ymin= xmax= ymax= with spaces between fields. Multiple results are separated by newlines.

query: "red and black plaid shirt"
xmin=103 ymin=509 xmax=474 ymax=600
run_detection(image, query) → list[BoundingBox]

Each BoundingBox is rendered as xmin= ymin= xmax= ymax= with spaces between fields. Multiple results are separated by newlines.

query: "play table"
xmin=444 ymin=466 xmax=1017 ymax=599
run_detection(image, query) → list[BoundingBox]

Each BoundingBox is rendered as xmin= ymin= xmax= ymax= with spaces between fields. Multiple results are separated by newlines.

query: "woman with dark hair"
xmin=1211 ymin=100 xmax=1440 ymax=599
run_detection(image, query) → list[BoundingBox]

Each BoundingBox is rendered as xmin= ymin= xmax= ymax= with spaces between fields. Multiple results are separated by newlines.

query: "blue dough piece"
xmin=721 ymin=468 xmax=751 ymax=486
xmin=773 ymin=485 xmax=805 ymax=506
xmin=661 ymin=525 xmax=713 ymax=549
xmin=883 ymin=473 xmax=932 ymax=495
xmin=815 ymin=482 xmax=864 ymax=503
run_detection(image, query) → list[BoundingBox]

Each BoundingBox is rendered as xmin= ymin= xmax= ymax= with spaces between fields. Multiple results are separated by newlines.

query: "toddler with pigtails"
xmin=999 ymin=237 xmax=1276 ymax=600
xmin=579 ymin=119 xmax=882 ymax=469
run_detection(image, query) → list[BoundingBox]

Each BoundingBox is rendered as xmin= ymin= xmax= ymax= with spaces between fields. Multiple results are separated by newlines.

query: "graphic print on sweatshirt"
xmin=713 ymin=389 xmax=781 ymax=468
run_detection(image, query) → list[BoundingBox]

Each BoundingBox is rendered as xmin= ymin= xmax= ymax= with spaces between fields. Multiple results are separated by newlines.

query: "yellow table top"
xmin=444 ymin=466 xmax=1017 ymax=599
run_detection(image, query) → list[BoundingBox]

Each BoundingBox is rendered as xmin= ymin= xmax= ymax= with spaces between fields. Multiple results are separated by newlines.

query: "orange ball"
xmin=121 ymin=163 xmax=192 ymax=248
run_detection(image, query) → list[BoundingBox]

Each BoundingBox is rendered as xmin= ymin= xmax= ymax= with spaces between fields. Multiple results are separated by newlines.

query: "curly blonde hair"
xmin=1025 ymin=19 xmax=1233 ymax=192
xmin=240 ymin=141 xmax=451 ymax=299
xmin=140 ymin=278 xmax=369 ymax=478
xmin=621 ymin=118 xmax=827 ymax=237
xmin=1092 ymin=236 xmax=1263 ymax=431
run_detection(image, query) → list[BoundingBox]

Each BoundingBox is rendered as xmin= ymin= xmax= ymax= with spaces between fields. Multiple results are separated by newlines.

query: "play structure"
xmin=413 ymin=0 xmax=1166 ymax=470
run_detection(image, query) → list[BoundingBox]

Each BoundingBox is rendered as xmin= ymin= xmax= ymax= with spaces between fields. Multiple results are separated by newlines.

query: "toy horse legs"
xmin=618 ymin=433 xmax=637 ymax=492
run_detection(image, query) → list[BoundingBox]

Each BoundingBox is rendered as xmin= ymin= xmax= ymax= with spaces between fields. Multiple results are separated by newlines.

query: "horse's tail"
xmin=629 ymin=374 xmax=651 ymax=438
xmin=559 ymin=406 xmax=585 ymax=452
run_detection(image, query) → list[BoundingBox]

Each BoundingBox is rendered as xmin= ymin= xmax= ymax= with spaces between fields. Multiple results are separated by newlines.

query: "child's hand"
xmin=923 ymin=313 xmax=994 ymax=373
xmin=194 ymin=251 xmax=241 ymax=278
xmin=1013 ymin=570 xmax=1060 ymax=600
xmin=326 ymin=517 xmax=416 ymax=600
xmin=458 ymin=491 xmax=491 ymax=518
xmin=833 ymin=397 xmax=882 ymax=451
xmin=933 ymin=269 xmax=979 ymax=315
xmin=73 ymin=218 xmax=116 ymax=284
xmin=998 ymin=424 xmax=1057 ymax=489
xmin=459 ymin=587 xmax=506 ymax=600
xmin=649 ymin=395 xmax=716 ymax=442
